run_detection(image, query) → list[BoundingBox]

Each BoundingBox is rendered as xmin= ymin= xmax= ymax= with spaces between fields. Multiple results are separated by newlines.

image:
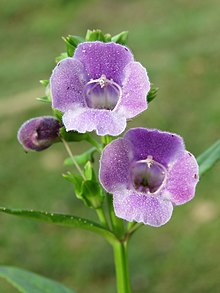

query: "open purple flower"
xmin=99 ymin=128 xmax=199 ymax=227
xmin=50 ymin=42 xmax=150 ymax=136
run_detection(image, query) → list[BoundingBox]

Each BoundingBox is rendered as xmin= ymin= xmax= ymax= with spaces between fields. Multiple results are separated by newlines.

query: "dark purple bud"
xmin=17 ymin=116 xmax=61 ymax=151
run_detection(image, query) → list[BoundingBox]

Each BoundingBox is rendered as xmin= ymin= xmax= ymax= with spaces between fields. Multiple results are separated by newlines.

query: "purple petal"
xmin=99 ymin=138 xmax=131 ymax=193
xmin=74 ymin=42 xmax=134 ymax=85
xmin=50 ymin=58 xmax=87 ymax=112
xmin=124 ymin=128 xmax=185 ymax=167
xmin=165 ymin=151 xmax=199 ymax=205
xmin=117 ymin=62 xmax=150 ymax=118
xmin=113 ymin=190 xmax=173 ymax=227
xmin=63 ymin=106 xmax=127 ymax=136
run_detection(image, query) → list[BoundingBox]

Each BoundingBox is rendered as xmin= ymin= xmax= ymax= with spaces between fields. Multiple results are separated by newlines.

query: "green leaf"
xmin=147 ymin=85 xmax=159 ymax=103
xmin=53 ymin=109 xmax=63 ymax=122
xmin=111 ymin=31 xmax=129 ymax=45
xmin=84 ymin=161 xmax=96 ymax=181
xmin=55 ymin=52 xmax=68 ymax=63
xmin=0 ymin=266 xmax=75 ymax=293
xmin=85 ymin=29 xmax=106 ymax=42
xmin=64 ymin=148 xmax=97 ymax=166
xmin=63 ymin=172 xmax=83 ymax=197
xmin=62 ymin=35 xmax=84 ymax=57
xmin=39 ymin=80 xmax=49 ymax=87
xmin=197 ymin=139 xmax=220 ymax=176
xmin=104 ymin=33 xmax=112 ymax=42
xmin=81 ymin=180 xmax=104 ymax=209
xmin=0 ymin=207 xmax=116 ymax=244
xmin=36 ymin=96 xmax=51 ymax=103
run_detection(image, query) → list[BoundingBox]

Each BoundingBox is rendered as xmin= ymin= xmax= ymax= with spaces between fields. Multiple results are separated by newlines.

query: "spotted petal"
xmin=74 ymin=42 xmax=134 ymax=84
xmin=50 ymin=58 xmax=87 ymax=112
xmin=99 ymin=138 xmax=131 ymax=193
xmin=63 ymin=106 xmax=127 ymax=136
xmin=118 ymin=62 xmax=150 ymax=118
xmin=124 ymin=128 xmax=185 ymax=167
xmin=113 ymin=189 xmax=173 ymax=227
xmin=165 ymin=151 xmax=199 ymax=205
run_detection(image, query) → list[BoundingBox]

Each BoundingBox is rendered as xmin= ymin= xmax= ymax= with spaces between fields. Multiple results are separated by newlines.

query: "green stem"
xmin=86 ymin=135 xmax=102 ymax=152
xmin=96 ymin=207 xmax=109 ymax=229
xmin=112 ymin=240 xmax=131 ymax=293
xmin=127 ymin=222 xmax=143 ymax=235
xmin=62 ymin=139 xmax=86 ymax=180
xmin=107 ymin=195 xmax=124 ymax=238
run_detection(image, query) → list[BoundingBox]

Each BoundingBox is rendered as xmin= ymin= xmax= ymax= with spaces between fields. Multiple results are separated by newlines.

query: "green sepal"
xmin=36 ymin=95 xmax=51 ymax=103
xmin=39 ymin=79 xmax=49 ymax=87
xmin=147 ymin=85 xmax=159 ymax=103
xmin=0 ymin=207 xmax=116 ymax=244
xmin=81 ymin=180 xmax=105 ymax=209
xmin=63 ymin=172 xmax=83 ymax=198
xmin=197 ymin=139 xmax=220 ymax=176
xmin=104 ymin=33 xmax=112 ymax=42
xmin=63 ymin=168 xmax=104 ymax=209
xmin=55 ymin=52 xmax=68 ymax=62
xmin=52 ymin=109 xmax=63 ymax=123
xmin=85 ymin=29 xmax=106 ymax=42
xmin=111 ymin=31 xmax=129 ymax=45
xmin=59 ymin=127 xmax=88 ymax=142
xmin=84 ymin=161 xmax=96 ymax=181
xmin=0 ymin=266 xmax=75 ymax=293
xmin=64 ymin=148 xmax=97 ymax=166
xmin=62 ymin=35 xmax=84 ymax=57
xmin=38 ymin=80 xmax=51 ymax=104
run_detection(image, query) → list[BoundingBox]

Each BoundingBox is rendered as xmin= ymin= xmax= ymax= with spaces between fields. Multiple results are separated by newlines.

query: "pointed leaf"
xmin=85 ymin=29 xmax=105 ymax=42
xmin=0 ymin=207 xmax=116 ymax=244
xmin=39 ymin=80 xmax=49 ymax=87
xmin=84 ymin=161 xmax=96 ymax=181
xmin=63 ymin=172 xmax=83 ymax=196
xmin=197 ymin=139 xmax=220 ymax=176
xmin=36 ymin=96 xmax=51 ymax=103
xmin=81 ymin=180 xmax=105 ymax=209
xmin=0 ymin=266 xmax=75 ymax=293
xmin=147 ymin=85 xmax=159 ymax=103
xmin=111 ymin=31 xmax=128 ymax=45
xmin=55 ymin=52 xmax=68 ymax=62
xmin=62 ymin=35 xmax=84 ymax=57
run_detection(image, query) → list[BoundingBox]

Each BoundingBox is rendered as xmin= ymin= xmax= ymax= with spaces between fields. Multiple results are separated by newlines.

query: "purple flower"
xmin=17 ymin=116 xmax=61 ymax=151
xmin=50 ymin=41 xmax=150 ymax=136
xmin=99 ymin=128 xmax=199 ymax=227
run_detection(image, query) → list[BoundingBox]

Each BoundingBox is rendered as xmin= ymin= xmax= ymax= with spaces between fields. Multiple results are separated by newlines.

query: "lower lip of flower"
xmin=83 ymin=74 xmax=122 ymax=110
xmin=130 ymin=156 xmax=167 ymax=194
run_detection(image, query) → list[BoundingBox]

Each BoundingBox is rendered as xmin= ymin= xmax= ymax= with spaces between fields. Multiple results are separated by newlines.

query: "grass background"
xmin=0 ymin=0 xmax=220 ymax=292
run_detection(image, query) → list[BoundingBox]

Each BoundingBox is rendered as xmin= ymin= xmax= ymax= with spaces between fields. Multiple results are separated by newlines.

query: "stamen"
xmin=131 ymin=156 xmax=167 ymax=194
xmin=84 ymin=75 xmax=122 ymax=110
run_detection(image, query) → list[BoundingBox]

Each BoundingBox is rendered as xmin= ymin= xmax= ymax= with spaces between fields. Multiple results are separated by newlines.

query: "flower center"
xmin=83 ymin=74 xmax=122 ymax=110
xmin=130 ymin=156 xmax=167 ymax=194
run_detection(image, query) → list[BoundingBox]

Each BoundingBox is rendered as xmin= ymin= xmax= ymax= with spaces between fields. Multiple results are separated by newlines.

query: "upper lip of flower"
xmin=50 ymin=41 xmax=150 ymax=136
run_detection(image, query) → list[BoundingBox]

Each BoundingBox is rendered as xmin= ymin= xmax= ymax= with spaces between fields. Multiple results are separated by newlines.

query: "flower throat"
xmin=83 ymin=74 xmax=122 ymax=110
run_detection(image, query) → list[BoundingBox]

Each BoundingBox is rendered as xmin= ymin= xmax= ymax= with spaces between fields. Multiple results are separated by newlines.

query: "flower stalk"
xmin=112 ymin=240 xmax=131 ymax=293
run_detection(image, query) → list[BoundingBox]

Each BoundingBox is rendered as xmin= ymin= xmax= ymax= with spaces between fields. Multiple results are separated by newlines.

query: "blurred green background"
xmin=0 ymin=0 xmax=220 ymax=292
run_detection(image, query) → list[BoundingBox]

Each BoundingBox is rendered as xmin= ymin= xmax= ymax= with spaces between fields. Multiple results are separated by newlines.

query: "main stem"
xmin=112 ymin=240 xmax=131 ymax=293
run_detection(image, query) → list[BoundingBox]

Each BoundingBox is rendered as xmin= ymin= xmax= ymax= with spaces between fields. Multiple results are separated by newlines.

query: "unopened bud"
xmin=17 ymin=116 xmax=61 ymax=151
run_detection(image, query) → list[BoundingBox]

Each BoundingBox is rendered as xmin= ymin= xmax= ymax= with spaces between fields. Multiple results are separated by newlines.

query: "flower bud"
xmin=17 ymin=116 xmax=61 ymax=151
